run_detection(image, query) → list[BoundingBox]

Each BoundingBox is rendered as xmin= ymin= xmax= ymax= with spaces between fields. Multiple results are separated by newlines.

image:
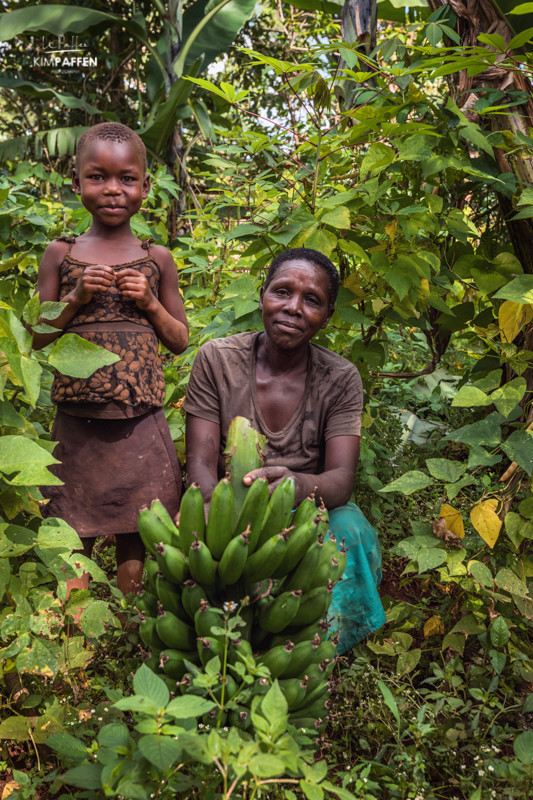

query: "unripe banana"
xmin=283 ymin=540 xmax=323 ymax=593
xmin=138 ymin=507 xmax=176 ymax=556
xmin=280 ymin=639 xmax=317 ymax=679
xmin=233 ymin=477 xmax=269 ymax=552
xmin=206 ymin=478 xmax=234 ymax=560
xmin=291 ymin=491 xmax=317 ymax=528
xmin=188 ymin=539 xmax=217 ymax=585
xmin=316 ymin=502 xmax=330 ymax=538
xmin=197 ymin=636 xmax=225 ymax=667
xmin=150 ymin=499 xmax=181 ymax=547
xmin=160 ymin=648 xmax=194 ymax=680
xmin=135 ymin=590 xmax=158 ymax=618
xmin=242 ymin=529 xmax=290 ymax=584
xmin=155 ymin=574 xmax=187 ymax=620
xmin=224 ymin=416 xmax=266 ymax=518
xmin=281 ymin=619 xmax=329 ymax=647
xmin=307 ymin=553 xmax=343 ymax=591
xmin=139 ymin=615 xmax=166 ymax=652
xmin=278 ymin=677 xmax=308 ymax=710
xmin=218 ymin=527 xmax=250 ymax=585
xmin=272 ymin=516 xmax=320 ymax=577
xmin=258 ymin=590 xmax=302 ymax=633
xmin=144 ymin=557 xmax=159 ymax=593
xmin=290 ymin=584 xmax=333 ymax=627
xmin=155 ymin=542 xmax=189 ymax=585
xmin=256 ymin=477 xmax=295 ymax=549
xmin=181 ymin=580 xmax=207 ymax=621
xmin=156 ymin=610 xmax=196 ymax=651
xmin=257 ymin=643 xmax=294 ymax=679
xmin=144 ymin=651 xmax=160 ymax=672
xmin=312 ymin=638 xmax=336 ymax=664
xmin=179 ymin=483 xmax=206 ymax=550
xmin=194 ymin=600 xmax=224 ymax=641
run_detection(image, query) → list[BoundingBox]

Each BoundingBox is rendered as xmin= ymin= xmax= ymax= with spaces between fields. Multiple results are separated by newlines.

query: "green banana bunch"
xmin=138 ymin=416 xmax=344 ymax=734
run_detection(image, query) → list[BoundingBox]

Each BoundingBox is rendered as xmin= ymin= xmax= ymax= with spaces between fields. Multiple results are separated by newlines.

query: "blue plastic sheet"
xmin=326 ymin=502 xmax=386 ymax=654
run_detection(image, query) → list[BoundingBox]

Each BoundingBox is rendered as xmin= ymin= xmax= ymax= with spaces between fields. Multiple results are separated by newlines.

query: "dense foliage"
xmin=0 ymin=0 xmax=532 ymax=798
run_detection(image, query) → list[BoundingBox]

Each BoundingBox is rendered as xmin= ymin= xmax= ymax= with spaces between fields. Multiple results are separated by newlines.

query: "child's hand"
xmin=115 ymin=268 xmax=156 ymax=312
xmin=72 ymin=265 xmax=115 ymax=305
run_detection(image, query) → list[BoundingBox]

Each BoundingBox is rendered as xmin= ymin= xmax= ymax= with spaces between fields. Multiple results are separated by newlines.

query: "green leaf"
xmin=493 ymin=275 xmax=533 ymax=304
xmin=78 ymin=600 xmax=117 ymax=639
xmin=467 ymin=445 xmax=502 ymax=470
xmin=396 ymin=648 xmax=421 ymax=676
xmin=445 ymin=475 xmax=475 ymax=501
xmin=137 ymin=734 xmax=183 ymax=772
xmin=60 ymin=763 xmax=103 ymax=790
xmin=489 ymin=649 xmax=506 ymax=674
xmin=514 ymin=730 xmax=533 ymax=765
xmin=165 ymin=695 xmax=217 ymax=719
xmin=451 ymin=385 xmax=490 ymax=407
xmin=98 ymin=723 xmax=131 ymax=751
xmin=426 ymin=459 xmax=466 ymax=483
xmin=468 ymin=560 xmax=493 ymax=586
xmin=523 ymin=693 xmax=533 ymax=713
xmin=377 ymin=680 xmax=400 ymax=731
xmin=114 ymin=697 xmax=159 ymax=715
xmin=0 ymin=525 xmax=36 ymax=557
xmin=181 ymin=0 xmax=257 ymax=73
xmin=0 ymin=716 xmax=31 ymax=740
xmin=0 ymin=5 xmax=115 ymax=39
xmin=495 ymin=567 xmax=531 ymax=598
xmin=248 ymin=754 xmax=286 ymax=779
xmin=380 ymin=470 xmax=434 ymax=495
xmin=47 ymin=732 xmax=88 ymax=760
xmin=48 ymin=333 xmax=120 ymax=378
xmin=321 ymin=206 xmax=351 ymax=229
xmin=16 ymin=639 xmax=60 ymax=678
xmin=490 ymin=377 xmax=526 ymax=417
xmin=446 ymin=412 xmax=504 ymax=447
xmin=501 ymin=430 xmax=533 ymax=475
xmin=417 ymin=547 xmax=447 ymax=573
xmin=0 ymin=436 xmax=61 ymax=486
xmin=36 ymin=518 xmax=81 ymax=553
xmin=133 ymin=664 xmax=170 ymax=708
xmin=360 ymin=143 xmax=396 ymax=175
xmin=490 ymin=615 xmax=509 ymax=647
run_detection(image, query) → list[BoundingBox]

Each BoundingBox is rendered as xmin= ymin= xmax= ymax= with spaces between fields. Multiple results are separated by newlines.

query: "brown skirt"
xmin=42 ymin=408 xmax=182 ymax=538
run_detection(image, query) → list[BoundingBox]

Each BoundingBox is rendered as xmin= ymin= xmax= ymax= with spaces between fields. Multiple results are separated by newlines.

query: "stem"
xmin=311 ymin=129 xmax=321 ymax=215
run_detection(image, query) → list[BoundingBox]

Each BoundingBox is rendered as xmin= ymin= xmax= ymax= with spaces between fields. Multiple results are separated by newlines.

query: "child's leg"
xmin=66 ymin=537 xmax=95 ymax=598
xmin=115 ymin=533 xmax=145 ymax=596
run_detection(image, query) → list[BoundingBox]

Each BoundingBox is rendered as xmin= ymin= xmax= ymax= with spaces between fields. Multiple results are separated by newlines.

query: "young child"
xmin=33 ymin=122 xmax=188 ymax=597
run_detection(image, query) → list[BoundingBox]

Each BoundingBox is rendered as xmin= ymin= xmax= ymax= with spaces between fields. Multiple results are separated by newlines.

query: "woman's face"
xmin=260 ymin=259 xmax=332 ymax=351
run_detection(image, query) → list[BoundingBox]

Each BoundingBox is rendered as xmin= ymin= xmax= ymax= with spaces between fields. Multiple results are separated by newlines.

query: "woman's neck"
xmin=255 ymin=332 xmax=310 ymax=377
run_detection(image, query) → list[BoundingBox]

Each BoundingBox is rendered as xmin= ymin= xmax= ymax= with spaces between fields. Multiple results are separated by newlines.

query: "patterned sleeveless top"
xmin=50 ymin=237 xmax=166 ymax=418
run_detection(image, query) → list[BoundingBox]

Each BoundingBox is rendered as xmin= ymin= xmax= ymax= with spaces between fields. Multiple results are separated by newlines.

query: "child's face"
xmin=72 ymin=139 xmax=150 ymax=228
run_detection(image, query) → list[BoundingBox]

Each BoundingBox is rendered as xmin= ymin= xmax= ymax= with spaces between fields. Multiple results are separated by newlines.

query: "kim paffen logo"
xmin=27 ymin=35 xmax=98 ymax=73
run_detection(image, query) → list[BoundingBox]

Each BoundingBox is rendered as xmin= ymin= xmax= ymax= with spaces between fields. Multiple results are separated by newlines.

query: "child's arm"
xmin=115 ymin=246 xmax=188 ymax=355
xmin=31 ymin=241 xmax=114 ymax=350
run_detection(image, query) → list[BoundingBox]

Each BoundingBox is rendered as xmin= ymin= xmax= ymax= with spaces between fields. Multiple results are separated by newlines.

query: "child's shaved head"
xmin=76 ymin=123 xmax=147 ymax=172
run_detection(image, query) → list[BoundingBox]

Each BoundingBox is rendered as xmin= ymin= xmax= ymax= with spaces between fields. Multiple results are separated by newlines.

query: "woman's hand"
xmin=243 ymin=466 xmax=311 ymax=505
xmin=115 ymin=268 xmax=157 ymax=311
xmin=70 ymin=264 xmax=115 ymax=305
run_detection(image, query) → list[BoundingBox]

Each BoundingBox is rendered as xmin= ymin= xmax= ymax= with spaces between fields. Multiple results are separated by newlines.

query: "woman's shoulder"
xmin=38 ymin=237 xmax=73 ymax=271
xmin=311 ymin=341 xmax=358 ymax=371
xmin=198 ymin=332 xmax=257 ymax=355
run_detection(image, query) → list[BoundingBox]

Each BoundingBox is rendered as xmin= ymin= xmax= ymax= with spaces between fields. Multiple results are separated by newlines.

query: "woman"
xmin=184 ymin=247 xmax=385 ymax=652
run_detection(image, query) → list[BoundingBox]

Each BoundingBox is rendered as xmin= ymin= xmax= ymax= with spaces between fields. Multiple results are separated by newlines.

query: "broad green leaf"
xmin=78 ymin=600 xmax=116 ymax=639
xmin=114 ymin=696 xmax=159 ymax=715
xmin=426 ymin=459 xmax=466 ymax=483
xmin=98 ymin=723 xmax=131 ymax=750
xmin=417 ymin=546 xmax=447 ymax=572
xmin=0 ymin=436 xmax=61 ymax=486
xmin=490 ymin=615 xmax=509 ymax=647
xmin=60 ymin=763 xmax=103 ymax=791
xmin=495 ymin=567 xmax=531 ymax=598
xmin=493 ymin=275 xmax=533 ymax=304
xmin=451 ymin=385 xmax=490 ymax=407
xmin=489 ymin=649 xmax=506 ymax=674
xmin=48 ymin=333 xmax=120 ymax=378
xmin=519 ymin=497 xmax=533 ymax=518
xmin=470 ymin=499 xmax=502 ymax=548
xmin=137 ymin=734 xmax=182 ymax=772
xmin=499 ymin=300 xmax=533 ymax=343
xmin=467 ymin=445 xmax=502 ymax=469
xmin=248 ymin=754 xmax=286 ymax=778
xmin=514 ymin=730 xmax=533 ymax=765
xmin=36 ymin=518 xmax=81 ymax=553
xmin=0 ymin=716 xmax=31 ymax=740
xmin=501 ymin=430 xmax=533 ymax=474
xmin=45 ymin=732 xmax=88 ymax=760
xmin=468 ymin=560 xmax=493 ymax=586
xmin=0 ymin=524 xmax=36 ymax=557
xmin=504 ymin=511 xmax=525 ymax=548
xmin=0 ymin=399 xmax=26 ymax=428
xmin=380 ymin=470 xmax=434 ymax=495
xmin=377 ymin=680 xmax=400 ymax=731
xmin=396 ymin=648 xmax=421 ymax=676
xmin=350 ymin=340 xmax=386 ymax=369
xmin=524 ymin=693 xmax=533 ymax=713
xmin=360 ymin=143 xmax=396 ymax=175
xmin=321 ymin=206 xmax=351 ymax=229
xmin=16 ymin=639 xmax=60 ymax=679
xmin=0 ymin=6 xmax=115 ymax=39
xmin=446 ymin=412 xmax=504 ymax=447
xmin=472 ymin=369 xmax=502 ymax=393
xmin=490 ymin=377 xmax=526 ymax=417
xmin=301 ymin=227 xmax=337 ymax=257
xmin=166 ymin=695 xmax=217 ymax=719
xmin=181 ymin=0 xmax=257 ymax=73
xmin=134 ymin=664 xmax=170 ymax=708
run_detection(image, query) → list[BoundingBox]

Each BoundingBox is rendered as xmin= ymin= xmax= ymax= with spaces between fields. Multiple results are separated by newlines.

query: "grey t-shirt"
xmin=184 ymin=331 xmax=363 ymax=476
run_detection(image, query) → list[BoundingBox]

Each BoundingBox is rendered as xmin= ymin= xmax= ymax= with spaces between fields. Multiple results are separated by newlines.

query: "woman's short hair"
xmin=264 ymin=248 xmax=340 ymax=313
xmin=76 ymin=122 xmax=147 ymax=172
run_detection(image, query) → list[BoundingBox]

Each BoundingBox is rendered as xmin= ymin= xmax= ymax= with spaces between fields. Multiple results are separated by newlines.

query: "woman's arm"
xmin=115 ymin=246 xmax=188 ymax=355
xmin=243 ymin=434 xmax=360 ymax=509
xmin=31 ymin=240 xmax=115 ymax=350
xmin=185 ymin=414 xmax=221 ymax=502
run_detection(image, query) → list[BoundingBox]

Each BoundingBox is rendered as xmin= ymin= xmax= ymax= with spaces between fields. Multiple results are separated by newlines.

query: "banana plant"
xmin=0 ymin=1 xmax=256 ymax=168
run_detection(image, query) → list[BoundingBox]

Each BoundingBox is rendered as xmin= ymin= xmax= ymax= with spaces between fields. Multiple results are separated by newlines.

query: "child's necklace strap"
xmin=55 ymin=235 xmax=76 ymax=255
